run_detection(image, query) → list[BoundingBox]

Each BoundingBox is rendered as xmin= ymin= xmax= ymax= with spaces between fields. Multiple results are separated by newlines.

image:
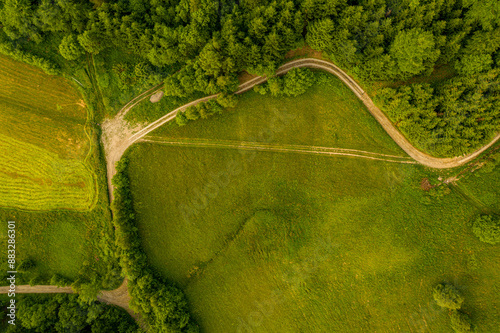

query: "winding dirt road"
xmin=103 ymin=58 xmax=500 ymax=201
xmin=7 ymin=57 xmax=499 ymax=325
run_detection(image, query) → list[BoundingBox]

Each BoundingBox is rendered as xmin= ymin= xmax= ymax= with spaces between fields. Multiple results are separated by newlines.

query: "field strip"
xmin=141 ymin=137 xmax=417 ymax=164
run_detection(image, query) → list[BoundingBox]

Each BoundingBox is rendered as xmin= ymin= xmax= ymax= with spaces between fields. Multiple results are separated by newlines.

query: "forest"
xmin=1 ymin=0 xmax=499 ymax=331
xmin=0 ymin=294 xmax=138 ymax=332
xmin=0 ymin=0 xmax=498 ymax=155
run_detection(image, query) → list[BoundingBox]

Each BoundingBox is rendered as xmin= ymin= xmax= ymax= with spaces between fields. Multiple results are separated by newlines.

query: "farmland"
xmin=0 ymin=55 xmax=117 ymax=288
xmin=126 ymin=75 xmax=500 ymax=332
xmin=0 ymin=54 xmax=97 ymax=211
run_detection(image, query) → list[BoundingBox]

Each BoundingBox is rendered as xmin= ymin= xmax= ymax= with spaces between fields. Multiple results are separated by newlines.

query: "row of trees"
xmin=0 ymin=294 xmax=138 ymax=333
xmin=433 ymin=283 xmax=473 ymax=333
xmin=111 ymin=158 xmax=199 ymax=332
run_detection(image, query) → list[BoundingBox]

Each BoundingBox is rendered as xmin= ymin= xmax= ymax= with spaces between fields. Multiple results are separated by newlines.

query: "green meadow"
xmin=0 ymin=55 xmax=116 ymax=286
xmin=126 ymin=74 xmax=500 ymax=332
xmin=0 ymin=54 xmax=97 ymax=211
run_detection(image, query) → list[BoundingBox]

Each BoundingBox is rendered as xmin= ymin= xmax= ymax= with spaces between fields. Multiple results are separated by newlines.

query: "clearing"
xmin=126 ymin=74 xmax=500 ymax=332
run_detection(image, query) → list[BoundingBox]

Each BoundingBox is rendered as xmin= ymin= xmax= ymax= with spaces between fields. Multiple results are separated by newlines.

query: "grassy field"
xmin=150 ymin=73 xmax=405 ymax=157
xmin=126 ymin=75 xmax=500 ymax=332
xmin=0 ymin=55 xmax=119 ymax=287
xmin=0 ymin=54 xmax=97 ymax=211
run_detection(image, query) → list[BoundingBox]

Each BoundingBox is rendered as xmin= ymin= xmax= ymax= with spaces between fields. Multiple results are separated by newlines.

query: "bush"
xmin=450 ymin=310 xmax=473 ymax=333
xmin=184 ymin=105 xmax=200 ymax=120
xmin=216 ymin=93 xmax=238 ymax=108
xmin=17 ymin=259 xmax=35 ymax=272
xmin=433 ymin=283 xmax=464 ymax=310
xmin=472 ymin=215 xmax=500 ymax=244
xmin=59 ymin=34 xmax=85 ymax=61
xmin=176 ymin=112 xmax=189 ymax=126
xmin=281 ymin=68 xmax=316 ymax=97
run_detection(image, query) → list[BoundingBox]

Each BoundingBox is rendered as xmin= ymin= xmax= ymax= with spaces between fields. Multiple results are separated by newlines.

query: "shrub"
xmin=59 ymin=34 xmax=85 ymax=61
xmin=184 ymin=105 xmax=200 ymax=120
xmin=267 ymin=77 xmax=282 ymax=96
xmin=281 ymin=68 xmax=316 ymax=97
xmin=433 ymin=283 xmax=464 ymax=310
xmin=472 ymin=214 xmax=500 ymax=244
xmin=450 ymin=310 xmax=473 ymax=333
xmin=17 ymin=258 xmax=35 ymax=272
xmin=253 ymin=84 xmax=268 ymax=95
xmin=216 ymin=93 xmax=238 ymax=108
xmin=176 ymin=112 xmax=189 ymax=126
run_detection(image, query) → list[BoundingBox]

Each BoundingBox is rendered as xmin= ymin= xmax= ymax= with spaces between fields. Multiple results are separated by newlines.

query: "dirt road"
xmin=0 ymin=280 xmax=138 ymax=320
xmin=103 ymin=58 xmax=500 ymax=203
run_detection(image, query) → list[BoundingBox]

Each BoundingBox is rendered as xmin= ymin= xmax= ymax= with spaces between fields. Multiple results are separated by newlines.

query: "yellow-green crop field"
xmin=0 ymin=54 xmax=96 ymax=211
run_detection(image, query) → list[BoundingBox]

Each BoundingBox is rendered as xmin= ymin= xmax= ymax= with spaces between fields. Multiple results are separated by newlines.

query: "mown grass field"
xmin=126 ymin=76 xmax=500 ymax=333
xmin=0 ymin=54 xmax=97 ymax=211
xmin=0 ymin=55 xmax=116 ymax=286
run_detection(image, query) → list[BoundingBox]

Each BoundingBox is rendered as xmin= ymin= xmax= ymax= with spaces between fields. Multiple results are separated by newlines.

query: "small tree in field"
xmin=433 ymin=283 xmax=464 ymax=310
xmin=472 ymin=214 xmax=500 ymax=244
xmin=450 ymin=310 xmax=473 ymax=333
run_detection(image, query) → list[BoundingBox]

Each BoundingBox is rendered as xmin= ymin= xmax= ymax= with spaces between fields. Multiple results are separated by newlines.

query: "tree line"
xmin=0 ymin=294 xmax=138 ymax=333
xmin=1 ymin=0 xmax=498 ymax=156
xmin=111 ymin=157 xmax=199 ymax=332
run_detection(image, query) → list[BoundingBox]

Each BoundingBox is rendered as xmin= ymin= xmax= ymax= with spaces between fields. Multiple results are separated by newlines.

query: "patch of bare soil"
xmin=420 ymin=178 xmax=434 ymax=191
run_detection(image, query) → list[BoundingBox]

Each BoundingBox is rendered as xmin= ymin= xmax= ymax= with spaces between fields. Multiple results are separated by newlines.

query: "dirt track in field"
xmin=102 ymin=58 xmax=500 ymax=202
xmin=141 ymin=137 xmax=417 ymax=164
xmin=11 ymin=57 xmax=498 ymax=326
xmin=0 ymin=279 xmax=139 ymax=320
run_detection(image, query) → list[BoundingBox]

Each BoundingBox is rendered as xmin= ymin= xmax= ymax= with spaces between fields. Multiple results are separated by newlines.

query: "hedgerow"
xmin=111 ymin=157 xmax=199 ymax=332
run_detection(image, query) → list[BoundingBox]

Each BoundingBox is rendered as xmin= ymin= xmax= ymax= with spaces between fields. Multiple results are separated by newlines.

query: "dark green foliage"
xmin=0 ymin=33 xmax=59 ymax=75
xmin=111 ymin=157 xmax=199 ymax=332
xmin=389 ymin=28 xmax=439 ymax=78
xmin=59 ymin=34 xmax=84 ymax=61
xmin=433 ymin=283 xmax=464 ymax=310
xmin=281 ymin=68 xmax=316 ymax=97
xmin=12 ymin=294 xmax=138 ymax=333
xmin=450 ymin=310 xmax=473 ymax=333
xmin=377 ymin=68 xmax=500 ymax=157
xmin=216 ymin=93 xmax=238 ymax=108
xmin=252 ymin=68 xmax=316 ymax=98
xmin=177 ymin=98 xmax=226 ymax=126
xmin=472 ymin=214 xmax=500 ymax=244
xmin=176 ymin=112 xmax=189 ymax=126
xmin=17 ymin=258 xmax=35 ymax=272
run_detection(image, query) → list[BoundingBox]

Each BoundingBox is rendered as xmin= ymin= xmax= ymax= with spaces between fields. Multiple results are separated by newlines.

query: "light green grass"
xmin=0 ymin=55 xmax=117 ymax=286
xmin=127 ymin=143 xmax=500 ymax=333
xmin=126 ymin=75 xmax=500 ymax=332
xmin=0 ymin=54 xmax=97 ymax=211
xmin=150 ymin=73 xmax=405 ymax=157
